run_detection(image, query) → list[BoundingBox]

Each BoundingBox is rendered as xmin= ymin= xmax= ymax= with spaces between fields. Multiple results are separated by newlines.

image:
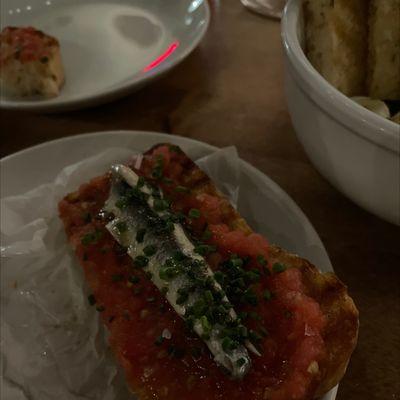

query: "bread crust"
xmin=304 ymin=0 xmax=368 ymax=96
xmin=367 ymin=0 xmax=400 ymax=100
xmin=0 ymin=26 xmax=65 ymax=97
xmin=146 ymin=144 xmax=359 ymax=398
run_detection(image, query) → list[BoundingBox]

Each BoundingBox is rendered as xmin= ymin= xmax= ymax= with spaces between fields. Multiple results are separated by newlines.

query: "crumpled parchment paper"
xmin=0 ymin=146 xmax=240 ymax=400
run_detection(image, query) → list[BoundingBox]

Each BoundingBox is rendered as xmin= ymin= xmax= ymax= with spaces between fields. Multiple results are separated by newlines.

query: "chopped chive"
xmin=242 ymin=288 xmax=258 ymax=306
xmin=152 ymin=155 xmax=164 ymax=179
xmin=133 ymin=287 xmax=142 ymax=295
xmin=194 ymin=244 xmax=216 ymax=256
xmin=200 ymin=315 xmax=211 ymax=334
xmin=137 ymin=176 xmax=145 ymax=188
xmin=191 ymin=347 xmax=202 ymax=359
xmin=115 ymin=197 xmax=128 ymax=209
xmin=204 ymin=290 xmax=214 ymax=303
xmin=159 ymin=267 xmax=180 ymax=281
xmin=81 ymin=229 xmax=103 ymax=246
xmin=161 ymin=286 xmax=169 ymax=295
xmin=272 ymin=263 xmax=286 ymax=273
xmin=147 ymin=297 xmax=156 ymax=303
xmin=249 ymin=311 xmax=262 ymax=321
xmin=82 ymin=212 xmax=92 ymax=223
xmin=115 ymin=221 xmax=127 ymax=233
xmin=96 ymin=305 xmax=105 ymax=312
xmin=176 ymin=291 xmax=189 ymax=305
xmin=237 ymin=358 xmax=246 ymax=367
xmin=155 ymin=335 xmax=164 ymax=346
xmin=112 ymin=274 xmax=124 ymax=282
xmin=165 ymin=220 xmax=175 ymax=233
xmin=134 ymin=255 xmax=149 ymax=268
xmin=259 ymin=327 xmax=269 ymax=337
xmin=145 ymin=271 xmax=153 ymax=280
xmin=136 ymin=228 xmax=146 ymax=243
xmin=128 ymin=275 xmax=140 ymax=284
xmin=222 ymin=337 xmax=237 ymax=352
xmin=190 ymin=299 xmax=207 ymax=318
xmin=230 ymin=257 xmax=243 ymax=268
xmin=214 ymin=271 xmax=225 ymax=284
xmin=284 ymin=310 xmax=293 ymax=319
xmin=175 ymin=185 xmax=190 ymax=193
xmin=143 ymin=245 xmax=157 ymax=256
xmin=245 ymin=269 xmax=261 ymax=283
xmin=201 ymin=228 xmax=212 ymax=241
xmin=249 ymin=330 xmax=262 ymax=343
xmin=168 ymin=345 xmax=185 ymax=359
xmin=172 ymin=251 xmax=186 ymax=261
xmin=188 ymin=208 xmax=201 ymax=219
xmin=88 ymin=294 xmax=96 ymax=306
xmin=257 ymin=254 xmax=267 ymax=266
xmin=83 ymin=252 xmax=89 ymax=261
xmin=154 ymin=198 xmax=170 ymax=212
xmin=238 ymin=311 xmax=248 ymax=321
xmin=168 ymin=144 xmax=182 ymax=153
xmin=163 ymin=177 xmax=174 ymax=185
xmin=263 ymin=289 xmax=272 ymax=301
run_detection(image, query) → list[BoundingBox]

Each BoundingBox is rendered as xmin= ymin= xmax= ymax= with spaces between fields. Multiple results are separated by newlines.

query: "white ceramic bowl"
xmin=281 ymin=0 xmax=400 ymax=225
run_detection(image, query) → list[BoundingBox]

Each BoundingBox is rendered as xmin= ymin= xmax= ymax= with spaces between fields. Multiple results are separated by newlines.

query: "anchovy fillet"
xmin=103 ymin=164 xmax=255 ymax=379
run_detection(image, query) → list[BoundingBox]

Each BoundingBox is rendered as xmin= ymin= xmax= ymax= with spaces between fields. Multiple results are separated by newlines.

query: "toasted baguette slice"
xmin=0 ymin=26 xmax=64 ymax=97
xmin=304 ymin=0 xmax=368 ymax=96
xmin=368 ymin=0 xmax=400 ymax=100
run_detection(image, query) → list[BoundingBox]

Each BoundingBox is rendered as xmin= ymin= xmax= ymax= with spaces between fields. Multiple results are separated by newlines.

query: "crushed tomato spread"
xmin=58 ymin=145 xmax=326 ymax=400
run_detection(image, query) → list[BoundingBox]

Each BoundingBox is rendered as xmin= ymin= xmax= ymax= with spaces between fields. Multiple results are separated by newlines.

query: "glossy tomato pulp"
xmin=0 ymin=26 xmax=56 ymax=65
xmin=58 ymin=146 xmax=326 ymax=400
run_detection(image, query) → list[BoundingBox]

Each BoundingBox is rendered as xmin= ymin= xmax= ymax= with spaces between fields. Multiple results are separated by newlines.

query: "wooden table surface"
xmin=1 ymin=1 xmax=399 ymax=399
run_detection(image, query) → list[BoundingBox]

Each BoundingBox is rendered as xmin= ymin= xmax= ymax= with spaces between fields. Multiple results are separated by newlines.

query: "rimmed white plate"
xmin=0 ymin=0 xmax=210 ymax=112
xmin=0 ymin=131 xmax=337 ymax=400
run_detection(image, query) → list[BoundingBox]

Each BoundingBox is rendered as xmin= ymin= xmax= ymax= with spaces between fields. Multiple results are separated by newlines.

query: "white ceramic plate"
xmin=0 ymin=131 xmax=337 ymax=400
xmin=0 ymin=0 xmax=210 ymax=112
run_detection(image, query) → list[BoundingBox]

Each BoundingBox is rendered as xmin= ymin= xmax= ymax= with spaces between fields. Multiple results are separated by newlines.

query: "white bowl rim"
xmin=281 ymin=0 xmax=400 ymax=154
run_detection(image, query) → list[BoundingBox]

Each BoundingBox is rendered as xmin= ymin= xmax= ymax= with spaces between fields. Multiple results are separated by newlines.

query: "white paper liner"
xmin=0 ymin=146 xmax=240 ymax=400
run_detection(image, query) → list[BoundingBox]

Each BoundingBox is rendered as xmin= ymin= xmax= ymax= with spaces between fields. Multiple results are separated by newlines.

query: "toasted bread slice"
xmin=367 ymin=0 xmax=400 ymax=100
xmin=59 ymin=144 xmax=359 ymax=399
xmin=304 ymin=0 xmax=368 ymax=96
xmin=0 ymin=26 xmax=64 ymax=97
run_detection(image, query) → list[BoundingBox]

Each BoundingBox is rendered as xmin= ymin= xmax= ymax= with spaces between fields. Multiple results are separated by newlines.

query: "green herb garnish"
xmin=272 ymin=263 xmax=286 ymax=273
xmin=263 ymin=289 xmax=272 ymax=301
xmin=143 ymin=245 xmax=157 ymax=256
xmin=237 ymin=358 xmax=246 ymax=367
xmin=175 ymin=185 xmax=190 ymax=193
xmin=88 ymin=294 xmax=96 ymax=306
xmin=81 ymin=229 xmax=103 ymax=246
xmin=154 ymin=198 xmax=169 ymax=212
xmin=136 ymin=228 xmax=146 ymax=243
xmin=112 ymin=274 xmax=124 ymax=282
xmin=128 ymin=275 xmax=140 ymax=284
xmin=155 ymin=335 xmax=164 ymax=346
xmin=116 ymin=221 xmax=127 ymax=233
xmin=194 ymin=244 xmax=216 ymax=256
xmin=134 ymin=255 xmax=149 ymax=268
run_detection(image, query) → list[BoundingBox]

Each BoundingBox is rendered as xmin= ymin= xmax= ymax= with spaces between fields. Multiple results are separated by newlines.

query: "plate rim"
xmin=0 ymin=0 xmax=211 ymax=112
xmin=0 ymin=129 xmax=337 ymax=399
